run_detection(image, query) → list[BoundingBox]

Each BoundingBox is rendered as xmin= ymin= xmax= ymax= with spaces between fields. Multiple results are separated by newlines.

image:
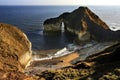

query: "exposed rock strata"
xmin=44 ymin=7 xmax=120 ymax=41
xmin=0 ymin=23 xmax=32 ymax=72
xmin=38 ymin=42 xmax=120 ymax=80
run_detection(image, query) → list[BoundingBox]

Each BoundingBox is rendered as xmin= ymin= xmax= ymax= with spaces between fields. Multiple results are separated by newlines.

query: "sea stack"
xmin=0 ymin=23 xmax=32 ymax=72
xmin=44 ymin=7 xmax=120 ymax=41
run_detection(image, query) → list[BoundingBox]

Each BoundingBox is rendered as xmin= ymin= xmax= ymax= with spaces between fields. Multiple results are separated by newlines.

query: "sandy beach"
xmin=25 ymin=51 xmax=79 ymax=74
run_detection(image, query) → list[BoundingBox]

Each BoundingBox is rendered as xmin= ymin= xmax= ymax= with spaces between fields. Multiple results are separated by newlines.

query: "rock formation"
xmin=44 ymin=7 xmax=120 ymax=41
xmin=0 ymin=70 xmax=36 ymax=80
xmin=38 ymin=42 xmax=120 ymax=80
xmin=0 ymin=23 xmax=32 ymax=72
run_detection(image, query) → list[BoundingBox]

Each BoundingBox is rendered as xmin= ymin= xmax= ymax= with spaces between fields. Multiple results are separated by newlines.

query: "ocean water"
xmin=0 ymin=6 xmax=120 ymax=50
xmin=89 ymin=6 xmax=120 ymax=31
xmin=0 ymin=6 xmax=78 ymax=50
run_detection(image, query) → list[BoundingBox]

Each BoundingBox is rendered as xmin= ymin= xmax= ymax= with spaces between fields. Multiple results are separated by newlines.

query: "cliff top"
xmin=0 ymin=23 xmax=31 ymax=72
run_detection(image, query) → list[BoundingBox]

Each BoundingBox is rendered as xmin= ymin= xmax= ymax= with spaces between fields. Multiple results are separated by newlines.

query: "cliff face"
xmin=38 ymin=42 xmax=120 ymax=80
xmin=44 ymin=7 xmax=120 ymax=41
xmin=0 ymin=23 xmax=32 ymax=72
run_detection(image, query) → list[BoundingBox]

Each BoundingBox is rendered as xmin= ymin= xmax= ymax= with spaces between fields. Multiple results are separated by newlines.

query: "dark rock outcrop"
xmin=86 ymin=42 xmax=120 ymax=64
xmin=0 ymin=23 xmax=32 ymax=72
xmin=44 ymin=7 xmax=120 ymax=41
xmin=39 ymin=42 xmax=120 ymax=80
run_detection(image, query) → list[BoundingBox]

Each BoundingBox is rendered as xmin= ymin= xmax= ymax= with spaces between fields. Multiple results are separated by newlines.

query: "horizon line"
xmin=0 ymin=4 xmax=120 ymax=6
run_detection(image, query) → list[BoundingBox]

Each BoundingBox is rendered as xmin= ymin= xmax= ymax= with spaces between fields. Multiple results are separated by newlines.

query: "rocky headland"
xmin=0 ymin=6 xmax=120 ymax=80
xmin=36 ymin=6 xmax=120 ymax=80
xmin=44 ymin=7 xmax=120 ymax=41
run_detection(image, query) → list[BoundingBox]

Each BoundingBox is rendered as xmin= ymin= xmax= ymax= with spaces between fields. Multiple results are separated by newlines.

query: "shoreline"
xmin=25 ymin=51 xmax=79 ymax=74
xmin=25 ymin=41 xmax=119 ymax=74
xmin=32 ymin=47 xmax=75 ymax=61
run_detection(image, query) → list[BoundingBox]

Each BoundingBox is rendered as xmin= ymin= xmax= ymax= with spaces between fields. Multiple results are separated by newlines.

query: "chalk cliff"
xmin=44 ymin=7 xmax=120 ymax=41
xmin=0 ymin=23 xmax=32 ymax=72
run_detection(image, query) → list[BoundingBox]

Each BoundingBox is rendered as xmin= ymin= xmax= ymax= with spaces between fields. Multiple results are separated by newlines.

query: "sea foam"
xmin=109 ymin=23 xmax=120 ymax=31
xmin=32 ymin=47 xmax=74 ymax=61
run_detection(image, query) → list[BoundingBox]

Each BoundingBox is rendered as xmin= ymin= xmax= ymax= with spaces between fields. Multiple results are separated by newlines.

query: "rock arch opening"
xmin=61 ymin=22 xmax=65 ymax=32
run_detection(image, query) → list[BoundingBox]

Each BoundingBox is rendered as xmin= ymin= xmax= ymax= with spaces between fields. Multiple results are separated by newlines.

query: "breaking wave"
xmin=109 ymin=23 xmax=120 ymax=31
xmin=32 ymin=41 xmax=97 ymax=61
xmin=32 ymin=47 xmax=74 ymax=61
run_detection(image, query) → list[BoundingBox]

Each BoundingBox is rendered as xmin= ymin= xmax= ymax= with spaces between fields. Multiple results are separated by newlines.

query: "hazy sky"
xmin=0 ymin=0 xmax=120 ymax=5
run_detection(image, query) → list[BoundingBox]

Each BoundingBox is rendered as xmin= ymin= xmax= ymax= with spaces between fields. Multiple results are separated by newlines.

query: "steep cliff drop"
xmin=0 ymin=23 xmax=34 ymax=79
xmin=44 ymin=7 xmax=120 ymax=41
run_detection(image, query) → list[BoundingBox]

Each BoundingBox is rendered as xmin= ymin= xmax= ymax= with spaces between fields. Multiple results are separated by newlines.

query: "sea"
xmin=0 ymin=6 xmax=120 ymax=50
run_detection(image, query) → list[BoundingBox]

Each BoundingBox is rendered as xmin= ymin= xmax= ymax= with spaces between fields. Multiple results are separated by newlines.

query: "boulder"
xmin=44 ymin=7 xmax=120 ymax=41
xmin=0 ymin=23 xmax=32 ymax=72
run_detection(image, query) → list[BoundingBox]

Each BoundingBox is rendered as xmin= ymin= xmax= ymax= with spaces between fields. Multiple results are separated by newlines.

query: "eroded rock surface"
xmin=0 ymin=23 xmax=32 ymax=72
xmin=44 ymin=7 xmax=120 ymax=41
xmin=38 ymin=42 xmax=120 ymax=80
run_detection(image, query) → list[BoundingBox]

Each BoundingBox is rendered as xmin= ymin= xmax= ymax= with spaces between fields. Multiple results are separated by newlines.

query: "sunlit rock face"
xmin=0 ymin=23 xmax=32 ymax=72
xmin=44 ymin=7 xmax=120 ymax=41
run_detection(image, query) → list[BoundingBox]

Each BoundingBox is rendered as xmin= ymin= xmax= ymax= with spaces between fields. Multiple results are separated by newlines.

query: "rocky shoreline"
xmin=31 ymin=41 xmax=120 ymax=80
xmin=31 ymin=6 xmax=120 ymax=80
xmin=25 ymin=52 xmax=79 ymax=74
xmin=0 ymin=6 xmax=120 ymax=80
